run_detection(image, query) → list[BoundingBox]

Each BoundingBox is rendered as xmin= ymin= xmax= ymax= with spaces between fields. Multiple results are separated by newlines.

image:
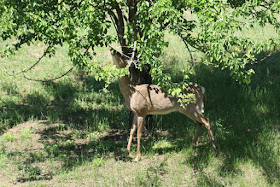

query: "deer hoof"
xmin=121 ymin=151 xmax=130 ymax=160
xmin=192 ymin=142 xmax=198 ymax=147
xmin=211 ymin=144 xmax=217 ymax=151
xmin=125 ymin=150 xmax=130 ymax=157
xmin=134 ymin=156 xmax=141 ymax=163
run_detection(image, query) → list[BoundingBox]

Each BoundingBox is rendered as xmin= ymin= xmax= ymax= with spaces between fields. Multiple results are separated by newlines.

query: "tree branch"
xmin=161 ymin=21 xmax=171 ymax=30
xmin=20 ymin=66 xmax=75 ymax=82
xmin=128 ymin=0 xmax=137 ymax=24
xmin=128 ymin=41 xmax=138 ymax=68
xmin=178 ymin=33 xmax=194 ymax=67
xmin=111 ymin=2 xmax=127 ymax=54
xmin=5 ymin=45 xmax=52 ymax=76
xmin=107 ymin=9 xmax=119 ymax=33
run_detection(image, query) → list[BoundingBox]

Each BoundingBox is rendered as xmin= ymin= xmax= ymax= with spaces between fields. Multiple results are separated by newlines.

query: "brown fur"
xmin=111 ymin=49 xmax=216 ymax=162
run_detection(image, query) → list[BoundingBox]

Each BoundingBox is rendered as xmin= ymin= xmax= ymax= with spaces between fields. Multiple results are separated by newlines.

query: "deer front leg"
xmin=135 ymin=116 xmax=145 ymax=162
xmin=126 ymin=115 xmax=137 ymax=156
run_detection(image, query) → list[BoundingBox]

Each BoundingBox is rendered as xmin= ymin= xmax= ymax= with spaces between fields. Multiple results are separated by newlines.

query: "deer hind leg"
xmin=180 ymin=109 xmax=216 ymax=150
xmin=192 ymin=122 xmax=202 ymax=147
xmin=126 ymin=115 xmax=137 ymax=156
xmin=200 ymin=116 xmax=216 ymax=150
xmin=135 ymin=116 xmax=145 ymax=162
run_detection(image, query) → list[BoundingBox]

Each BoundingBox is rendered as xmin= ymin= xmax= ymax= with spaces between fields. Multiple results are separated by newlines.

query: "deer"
xmin=111 ymin=49 xmax=216 ymax=162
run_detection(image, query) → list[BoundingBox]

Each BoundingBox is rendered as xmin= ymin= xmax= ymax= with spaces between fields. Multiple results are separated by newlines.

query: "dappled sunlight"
xmin=0 ymin=36 xmax=280 ymax=186
xmin=188 ymin=50 xmax=280 ymax=185
xmin=1 ymin=49 xmax=280 ymax=185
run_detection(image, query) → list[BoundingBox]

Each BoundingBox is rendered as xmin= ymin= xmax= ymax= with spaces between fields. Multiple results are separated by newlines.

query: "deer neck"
xmin=118 ymin=75 xmax=134 ymax=99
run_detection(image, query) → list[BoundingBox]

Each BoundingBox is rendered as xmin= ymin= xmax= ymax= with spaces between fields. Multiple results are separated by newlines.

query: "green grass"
xmin=0 ymin=29 xmax=280 ymax=186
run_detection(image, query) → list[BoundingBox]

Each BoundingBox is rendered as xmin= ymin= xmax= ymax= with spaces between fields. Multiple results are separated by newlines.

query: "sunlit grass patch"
xmin=92 ymin=157 xmax=105 ymax=168
xmin=0 ymin=22 xmax=280 ymax=186
xmin=20 ymin=128 xmax=33 ymax=140
xmin=87 ymin=131 xmax=101 ymax=140
xmin=229 ymin=160 xmax=271 ymax=187
xmin=1 ymin=132 xmax=17 ymax=142
xmin=152 ymin=140 xmax=174 ymax=150
xmin=0 ymin=151 xmax=9 ymax=168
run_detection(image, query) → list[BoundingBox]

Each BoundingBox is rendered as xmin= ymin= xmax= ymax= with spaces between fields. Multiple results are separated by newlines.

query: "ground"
xmin=0 ymin=27 xmax=280 ymax=186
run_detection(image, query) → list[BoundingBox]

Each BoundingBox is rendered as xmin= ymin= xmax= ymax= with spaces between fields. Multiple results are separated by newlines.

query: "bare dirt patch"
xmin=0 ymin=120 xmax=182 ymax=186
xmin=0 ymin=120 xmax=133 ymax=186
xmin=0 ymin=121 xmax=67 ymax=186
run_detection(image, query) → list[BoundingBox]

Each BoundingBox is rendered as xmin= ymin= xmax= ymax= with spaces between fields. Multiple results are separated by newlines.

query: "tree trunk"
xmin=129 ymin=63 xmax=152 ymax=85
xmin=112 ymin=0 xmax=154 ymax=131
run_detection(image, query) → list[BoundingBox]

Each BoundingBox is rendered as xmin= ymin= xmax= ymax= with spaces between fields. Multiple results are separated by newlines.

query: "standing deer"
xmin=111 ymin=49 xmax=216 ymax=162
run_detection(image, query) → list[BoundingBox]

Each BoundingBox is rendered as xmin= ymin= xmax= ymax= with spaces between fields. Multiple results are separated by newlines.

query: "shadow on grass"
xmin=0 ymin=76 xmax=126 ymax=132
xmin=0 ymin=74 xmax=136 ymax=183
xmin=39 ymin=124 xmax=128 ymax=168
xmin=133 ymin=50 xmax=280 ymax=185
xmin=184 ymin=51 xmax=280 ymax=185
xmin=1 ymin=52 xmax=280 ymax=184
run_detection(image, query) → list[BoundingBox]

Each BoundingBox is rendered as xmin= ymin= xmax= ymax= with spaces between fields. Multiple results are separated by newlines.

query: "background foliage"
xmin=0 ymin=0 xmax=280 ymax=87
xmin=0 ymin=1 xmax=280 ymax=186
xmin=0 ymin=33 xmax=280 ymax=185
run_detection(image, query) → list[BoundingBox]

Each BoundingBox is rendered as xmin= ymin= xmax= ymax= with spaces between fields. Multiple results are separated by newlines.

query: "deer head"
xmin=111 ymin=49 xmax=216 ymax=162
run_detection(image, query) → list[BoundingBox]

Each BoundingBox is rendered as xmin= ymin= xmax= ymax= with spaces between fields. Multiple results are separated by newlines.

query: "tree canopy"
xmin=0 ymin=0 xmax=280 ymax=97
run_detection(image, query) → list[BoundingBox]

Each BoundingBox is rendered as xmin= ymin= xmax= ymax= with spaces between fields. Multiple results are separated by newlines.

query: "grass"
xmin=0 ymin=29 xmax=280 ymax=186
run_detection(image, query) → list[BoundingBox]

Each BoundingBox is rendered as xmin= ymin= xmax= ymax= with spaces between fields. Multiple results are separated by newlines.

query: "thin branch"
xmin=128 ymin=41 xmax=138 ymax=68
xmin=178 ymin=33 xmax=194 ymax=67
xmin=147 ymin=0 xmax=155 ymax=6
xmin=252 ymin=51 xmax=273 ymax=64
xmin=20 ymin=66 xmax=75 ymax=82
xmin=108 ymin=9 xmax=119 ymax=33
xmin=13 ymin=45 xmax=91 ymax=82
xmin=103 ymin=0 xmax=106 ymax=19
xmin=109 ymin=45 xmax=140 ymax=64
xmin=87 ymin=1 xmax=104 ymax=9
xmin=160 ymin=21 xmax=171 ymax=30
xmin=5 ymin=45 xmax=52 ymax=76
xmin=259 ymin=51 xmax=273 ymax=62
